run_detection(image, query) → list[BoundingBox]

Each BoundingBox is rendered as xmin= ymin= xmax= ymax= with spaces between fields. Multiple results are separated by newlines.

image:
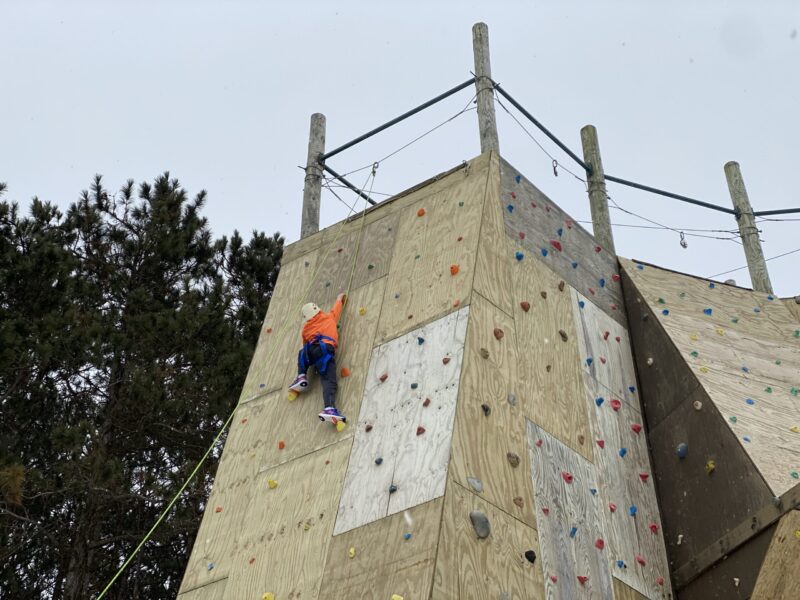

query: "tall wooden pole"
xmin=472 ymin=22 xmax=499 ymax=154
xmin=301 ymin=113 xmax=326 ymax=239
xmin=580 ymin=125 xmax=616 ymax=254
xmin=724 ymin=161 xmax=773 ymax=293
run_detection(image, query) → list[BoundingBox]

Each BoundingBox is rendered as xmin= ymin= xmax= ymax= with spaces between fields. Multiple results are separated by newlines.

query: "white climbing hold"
xmin=646 ymin=357 xmax=654 ymax=366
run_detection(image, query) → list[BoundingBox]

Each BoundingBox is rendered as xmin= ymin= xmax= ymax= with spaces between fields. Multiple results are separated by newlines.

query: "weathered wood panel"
xmin=527 ymin=419 xmax=612 ymax=600
xmin=450 ymin=292 xmax=536 ymax=528
xmin=751 ymin=509 xmax=800 ymax=600
xmin=513 ymin=253 xmax=593 ymax=461
xmin=614 ymin=577 xmax=649 ymax=600
xmin=335 ymin=307 xmax=469 ymax=535
xmin=176 ymin=578 xmax=228 ymax=600
xmin=433 ymin=478 xmax=544 ymax=599
xmin=375 ymin=157 xmax=489 ymax=344
xmin=223 ymin=440 xmax=351 ymax=599
xmin=500 ymin=157 xmax=626 ymax=326
xmin=584 ymin=374 xmax=672 ymax=598
xmin=318 ymin=498 xmax=442 ymax=600
xmin=783 ymin=298 xmax=800 ymax=323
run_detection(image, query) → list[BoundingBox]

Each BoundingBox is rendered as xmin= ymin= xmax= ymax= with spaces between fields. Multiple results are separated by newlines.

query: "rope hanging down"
xmin=96 ymin=168 xmax=378 ymax=599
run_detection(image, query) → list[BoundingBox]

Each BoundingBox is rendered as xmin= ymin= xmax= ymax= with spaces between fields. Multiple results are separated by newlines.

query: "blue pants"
xmin=297 ymin=343 xmax=338 ymax=408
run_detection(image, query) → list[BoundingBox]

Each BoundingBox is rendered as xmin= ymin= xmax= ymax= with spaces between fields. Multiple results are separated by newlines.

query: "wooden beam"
xmin=301 ymin=112 xmax=326 ymax=238
xmin=472 ymin=23 xmax=499 ymax=154
xmin=581 ymin=125 xmax=616 ymax=254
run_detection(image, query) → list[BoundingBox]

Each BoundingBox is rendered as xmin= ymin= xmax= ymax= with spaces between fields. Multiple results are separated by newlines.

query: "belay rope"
xmin=96 ymin=165 xmax=378 ymax=598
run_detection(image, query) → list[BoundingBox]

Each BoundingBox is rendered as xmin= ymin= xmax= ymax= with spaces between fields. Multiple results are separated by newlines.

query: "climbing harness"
xmin=300 ymin=334 xmax=337 ymax=375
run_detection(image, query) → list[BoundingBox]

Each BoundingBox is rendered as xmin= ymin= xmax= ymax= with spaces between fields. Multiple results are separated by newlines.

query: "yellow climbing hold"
xmin=690 ymin=334 xmax=698 ymax=341
xmin=791 ymin=425 xmax=799 ymax=433
xmin=287 ymin=390 xmax=299 ymax=402
xmin=705 ymin=460 xmax=716 ymax=474
xmin=336 ymin=421 xmax=346 ymax=432
xmin=391 ymin=596 xmax=405 ymax=600
xmin=794 ymin=529 xmax=800 ymax=539
xmin=348 ymin=546 xmax=356 ymax=558
xmin=262 ymin=594 xmax=275 ymax=600
xmin=699 ymin=366 xmax=709 ymax=374
xmin=304 ymin=522 xmax=311 ymax=531
xmin=716 ymin=328 xmax=725 ymax=336
xmin=358 ymin=307 xmax=366 ymax=316
xmin=268 ymin=479 xmax=278 ymax=489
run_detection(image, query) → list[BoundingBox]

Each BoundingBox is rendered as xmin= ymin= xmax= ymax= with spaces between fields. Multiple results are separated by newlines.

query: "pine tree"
xmin=0 ymin=175 xmax=283 ymax=599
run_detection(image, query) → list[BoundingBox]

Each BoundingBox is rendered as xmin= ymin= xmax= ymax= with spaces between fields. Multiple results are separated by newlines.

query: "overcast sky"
xmin=2 ymin=0 xmax=798 ymax=295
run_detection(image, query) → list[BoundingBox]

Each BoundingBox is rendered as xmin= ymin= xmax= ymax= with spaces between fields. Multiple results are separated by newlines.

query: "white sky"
xmin=2 ymin=0 xmax=798 ymax=296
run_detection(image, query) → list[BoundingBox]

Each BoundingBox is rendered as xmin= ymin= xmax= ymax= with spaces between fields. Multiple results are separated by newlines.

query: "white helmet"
xmin=301 ymin=302 xmax=321 ymax=321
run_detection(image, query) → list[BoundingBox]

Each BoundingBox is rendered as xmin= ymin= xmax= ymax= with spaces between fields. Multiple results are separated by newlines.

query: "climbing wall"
xmin=620 ymin=258 xmax=800 ymax=599
xmin=179 ymin=152 xmax=675 ymax=599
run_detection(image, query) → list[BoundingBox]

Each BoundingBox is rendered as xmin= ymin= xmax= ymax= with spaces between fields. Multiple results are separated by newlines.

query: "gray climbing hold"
xmin=479 ymin=348 xmax=490 ymax=359
xmin=500 ymin=593 xmax=510 ymax=600
xmin=506 ymin=452 xmax=520 ymax=468
xmin=481 ymin=403 xmax=491 ymax=417
xmin=469 ymin=510 xmax=491 ymax=539
xmin=467 ymin=477 xmax=484 ymax=493
xmin=507 ymin=393 xmax=518 ymax=407
xmin=389 ymin=484 xmax=398 ymax=494
xmin=524 ymin=550 xmax=536 ymax=564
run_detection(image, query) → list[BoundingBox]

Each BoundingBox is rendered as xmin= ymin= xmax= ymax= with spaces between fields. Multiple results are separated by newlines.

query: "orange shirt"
xmin=301 ymin=297 xmax=344 ymax=348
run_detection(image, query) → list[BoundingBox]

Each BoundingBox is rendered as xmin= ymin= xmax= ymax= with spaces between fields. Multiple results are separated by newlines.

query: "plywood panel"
xmin=500 ymin=157 xmax=626 ymax=326
xmin=223 ymin=440 xmax=351 ymax=599
xmin=177 ymin=578 xmax=228 ymax=600
xmin=751 ymin=509 xmax=800 ymax=600
xmin=527 ymin=419 xmax=612 ymax=600
xmin=613 ymin=577 xmax=649 ymax=600
xmin=514 ymin=252 xmax=593 ymax=461
xmin=783 ymin=298 xmax=800 ymax=323
xmin=375 ymin=157 xmax=489 ymax=344
xmin=335 ymin=307 xmax=469 ymax=535
xmin=318 ymin=498 xmax=442 ymax=600
xmin=433 ymin=478 xmax=545 ymax=599
xmin=450 ymin=292 xmax=537 ymax=528
xmin=572 ymin=289 xmax=640 ymax=408
xmin=584 ymin=374 xmax=672 ymax=598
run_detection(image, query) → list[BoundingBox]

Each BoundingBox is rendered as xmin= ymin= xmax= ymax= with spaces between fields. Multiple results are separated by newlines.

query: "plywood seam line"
xmin=257 ymin=437 xmax=345 ymax=475
xmin=96 ymin=168 xmax=378 ymax=599
xmin=177 ymin=576 xmax=230 ymax=598
xmin=449 ymin=477 xmax=536 ymax=534
xmin=425 ymin=487 xmax=449 ymax=600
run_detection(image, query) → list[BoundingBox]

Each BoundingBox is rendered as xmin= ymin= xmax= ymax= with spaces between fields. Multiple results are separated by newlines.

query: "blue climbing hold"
xmin=569 ymin=526 xmax=578 ymax=538
xmin=676 ymin=443 xmax=689 ymax=458
xmin=389 ymin=484 xmax=398 ymax=494
xmin=207 ymin=562 xmax=215 ymax=571
xmin=590 ymin=488 xmax=598 ymax=496
xmin=767 ymin=295 xmax=774 ymax=301
xmin=411 ymin=383 xmax=418 ymax=390
xmin=403 ymin=532 xmax=412 ymax=540
xmin=515 ymin=251 xmax=524 ymax=261
xmin=753 ymin=307 xmax=761 ymax=313
xmin=515 ymin=174 xmax=521 ymax=184
xmin=746 ymin=398 xmax=755 ymax=405
xmin=599 ymin=278 xmax=606 ymax=288
xmin=617 ymin=560 xmax=626 ymax=568
xmin=619 ymin=448 xmax=628 ymax=458
xmin=709 ymin=282 xmax=715 ymax=289
xmin=259 ymin=383 xmax=265 ymax=388
xmin=586 ymin=357 xmax=593 ymax=367
xmin=507 ymin=204 xmax=514 ymax=213
xmin=572 ymin=262 xmax=579 ymax=269
xmin=541 ymin=248 xmax=549 ymax=257
xmin=557 ymin=227 xmax=564 ymax=237
xmin=743 ymin=436 xmax=751 ymax=443
xmin=629 ymin=505 xmax=638 ymax=517
xmin=636 ymin=264 xmax=644 ymax=270
xmin=662 ymin=309 xmax=670 ymax=316
xmin=595 ymin=397 xmax=605 ymax=407
xmin=375 ymin=457 xmax=383 ymax=465
xmin=703 ymin=308 xmax=713 ymax=316
xmin=578 ymin=300 xmax=585 ymax=309
xmin=417 ymin=337 xmax=425 ymax=345
xmin=741 ymin=366 xmax=749 ymax=372
xmin=628 ymin=386 xmax=636 ymax=393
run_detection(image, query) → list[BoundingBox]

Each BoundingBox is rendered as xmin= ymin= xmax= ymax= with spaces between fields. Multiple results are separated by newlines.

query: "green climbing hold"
xmin=415 ymin=254 xmax=420 ymax=260
xmin=657 ymin=297 xmax=665 ymax=304
xmin=325 ymin=282 xmax=331 ymax=288
xmin=690 ymin=351 xmax=699 ymax=358
xmin=794 ymin=330 xmax=800 ymax=338
xmin=729 ymin=415 xmax=738 ymax=423
xmin=731 ymin=317 xmax=739 ymax=324
xmin=679 ymin=292 xmax=686 ymax=298
xmin=776 ymin=360 xmax=782 ymax=365
xmin=367 ymin=264 xmax=375 ymax=270
xmin=458 ymin=201 xmax=464 ymax=207
xmin=791 ymin=387 xmax=799 ymax=397
xmin=792 ymin=471 xmax=799 ymax=480
xmin=765 ymin=387 xmax=773 ymax=393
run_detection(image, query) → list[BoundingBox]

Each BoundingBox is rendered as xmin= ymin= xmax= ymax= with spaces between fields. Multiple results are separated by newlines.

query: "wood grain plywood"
xmin=450 ymin=292 xmax=537 ymax=528
xmin=375 ymin=158 xmax=489 ymax=345
xmin=433 ymin=478 xmax=544 ymax=599
xmin=614 ymin=577 xmax=649 ymax=600
xmin=584 ymin=374 xmax=672 ymax=599
xmin=783 ymin=298 xmax=800 ymax=323
xmin=177 ymin=578 xmax=228 ymax=600
xmin=527 ymin=419 xmax=612 ymax=600
xmin=751 ymin=509 xmax=800 ymax=600
xmin=335 ymin=307 xmax=469 ymax=535
xmin=318 ymin=498 xmax=442 ymax=600
xmin=223 ymin=440 xmax=351 ymax=600
xmin=500 ymin=157 xmax=626 ymax=327
xmin=513 ymin=251 xmax=593 ymax=461
xmin=572 ymin=289 xmax=640 ymax=408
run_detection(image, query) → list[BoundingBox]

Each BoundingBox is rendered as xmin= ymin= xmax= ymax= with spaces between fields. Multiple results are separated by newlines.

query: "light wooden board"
xmin=527 ymin=419 xmax=613 ymax=600
xmin=572 ymin=289 xmax=640 ymax=408
xmin=584 ymin=374 xmax=672 ymax=599
xmin=318 ymin=498 xmax=442 ymax=600
xmin=750 ymin=509 xmax=800 ymax=600
xmin=374 ymin=157 xmax=489 ymax=345
xmin=513 ymin=251 xmax=593 ymax=461
xmin=620 ymin=258 xmax=800 ymax=498
xmin=783 ymin=298 xmax=800 ymax=323
xmin=614 ymin=577 xmax=649 ymax=600
xmin=433 ymin=477 xmax=545 ymax=599
xmin=450 ymin=292 xmax=537 ymax=528
xmin=500 ymin=158 xmax=626 ymax=327
xmin=335 ymin=307 xmax=469 ymax=535
xmin=223 ymin=440 xmax=351 ymax=599
xmin=177 ymin=578 xmax=228 ymax=600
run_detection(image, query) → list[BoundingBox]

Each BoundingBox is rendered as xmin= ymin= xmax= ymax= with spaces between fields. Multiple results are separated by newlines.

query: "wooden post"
xmin=580 ymin=125 xmax=616 ymax=254
xmin=472 ymin=22 xmax=499 ymax=154
xmin=301 ymin=113 xmax=326 ymax=239
xmin=724 ymin=161 xmax=773 ymax=293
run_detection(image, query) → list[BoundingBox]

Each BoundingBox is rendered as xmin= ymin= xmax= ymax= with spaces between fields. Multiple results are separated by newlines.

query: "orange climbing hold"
xmin=241 ymin=418 xmax=248 ymax=425
xmin=417 ymin=208 xmax=426 ymax=217
xmin=452 ymin=299 xmax=461 ymax=308
xmin=340 ymin=367 xmax=351 ymax=378
xmin=278 ymin=440 xmax=285 ymax=450
xmin=215 ymin=506 xmax=223 ymax=513
xmin=450 ymin=264 xmax=460 ymax=276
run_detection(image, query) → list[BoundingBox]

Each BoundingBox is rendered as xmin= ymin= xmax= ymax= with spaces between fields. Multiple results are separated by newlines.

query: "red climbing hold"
xmin=241 ymin=418 xmax=248 ymax=425
xmin=595 ymin=245 xmax=602 ymax=253
xmin=457 ymin=236 xmax=463 ymax=242
xmin=599 ymin=357 xmax=606 ymax=364
xmin=612 ymin=274 xmax=621 ymax=282
xmin=379 ymin=373 xmax=388 ymax=383
xmin=215 ymin=506 xmax=223 ymax=513
xmin=561 ymin=471 xmax=574 ymax=484
xmin=549 ymin=240 xmax=563 ymax=252
xmin=595 ymin=539 xmax=605 ymax=550
xmin=266 ymin=327 xmax=273 ymax=334
xmin=615 ymin=336 xmax=621 ymax=342
xmin=542 ymin=507 xmax=550 ymax=516
xmin=494 ymin=328 xmax=504 ymax=340
xmin=518 ymin=231 xmax=525 ymax=240
xmin=550 ymin=575 xmax=558 ymax=583
xmin=453 ymin=299 xmax=461 ymax=308
xmin=510 ymin=191 xmax=517 ymax=199
xmin=417 ymin=208 xmax=426 ymax=217
xmin=610 ymin=399 xmax=622 ymax=411
xmin=442 ymin=357 xmax=451 ymax=365
xmin=636 ymin=555 xmax=647 ymax=566
xmin=596 ymin=440 xmax=605 ymax=448
xmin=450 ymin=264 xmax=460 ymax=276
xmin=423 ymin=398 xmax=431 ymax=407
xmin=588 ymin=287 xmax=596 ymax=295
xmin=609 ymin=503 xmax=617 ymax=512
xmin=639 ymin=473 xmax=650 ymax=482
xmin=520 ymin=301 xmax=530 ymax=312
xmin=656 ymin=577 xmax=665 ymax=586
xmin=649 ymin=522 xmax=659 ymax=534
xmin=531 ymin=202 xmax=537 ymax=208
xmin=610 ymin=303 xmax=618 ymax=311
xmin=631 ymin=423 xmax=642 ymax=434
xmin=535 ymin=439 xmax=543 ymax=448
xmin=278 ymin=440 xmax=285 ymax=450
xmin=603 ymin=331 xmax=610 ymax=340
xmin=365 ymin=423 xmax=373 ymax=432
xmin=416 ymin=426 xmax=426 ymax=436
xmin=577 ymin=575 xmax=589 ymax=585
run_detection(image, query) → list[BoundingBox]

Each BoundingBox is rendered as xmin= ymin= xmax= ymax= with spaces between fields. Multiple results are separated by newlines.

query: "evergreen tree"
xmin=0 ymin=175 xmax=283 ymax=599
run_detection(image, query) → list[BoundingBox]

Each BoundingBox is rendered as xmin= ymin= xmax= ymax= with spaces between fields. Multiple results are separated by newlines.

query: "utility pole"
xmin=580 ymin=125 xmax=616 ymax=254
xmin=724 ymin=161 xmax=773 ymax=294
xmin=472 ymin=22 xmax=499 ymax=154
xmin=301 ymin=113 xmax=326 ymax=239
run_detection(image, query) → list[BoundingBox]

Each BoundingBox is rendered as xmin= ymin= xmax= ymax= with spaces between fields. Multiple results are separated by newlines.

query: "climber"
xmin=289 ymin=293 xmax=347 ymax=423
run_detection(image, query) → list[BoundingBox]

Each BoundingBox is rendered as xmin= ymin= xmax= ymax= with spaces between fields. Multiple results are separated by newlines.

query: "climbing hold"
xmin=540 ymin=248 xmax=549 ymax=257
xmin=391 ymin=595 xmax=404 ymax=600
xmin=619 ymin=448 xmax=628 ymax=458
xmin=599 ymin=278 xmax=606 ymax=288
xmin=423 ymin=397 xmax=431 ymax=407
xmin=513 ymin=496 xmax=524 ymax=508
xmin=389 ymin=484 xmax=398 ymax=493
xmin=609 ymin=503 xmax=617 ymax=512
xmin=677 ymin=534 xmax=684 ymax=546
xmin=571 ymin=262 xmax=579 ymax=269
xmin=540 ymin=291 xmax=548 ymax=300
xmin=262 ymin=593 xmax=274 ymax=600
xmin=266 ymin=327 xmax=273 ymax=334
xmin=467 ymin=477 xmax=483 ymax=492
xmin=588 ymin=287 xmax=596 ymax=295
xmin=569 ymin=526 xmax=578 ymax=538
xmin=249 ymin=557 xmax=255 ymax=565
xmin=577 ymin=575 xmax=589 ymax=585
xmin=561 ymin=471 xmax=574 ymax=484
xmin=558 ymin=330 xmax=568 ymax=342
xmin=631 ymin=423 xmax=642 ymax=434
xmin=379 ymin=373 xmax=388 ymax=383
xmin=480 ymin=348 xmax=490 ymax=359
xmin=657 ymin=297 xmax=665 ymax=304
xmin=207 ymin=562 xmax=215 ymax=571
xmin=348 ymin=547 xmax=356 ymax=558
xmin=765 ymin=386 xmax=772 ymax=393
xmin=410 ymin=383 xmax=418 ymax=390
xmin=595 ymin=397 xmax=604 ymax=407
xmin=705 ymin=460 xmax=716 ymax=474
xmin=743 ymin=436 xmax=751 ymax=443
xmin=494 ymin=328 xmax=504 ymax=340
xmin=676 ymin=443 xmax=689 ymax=458
xmin=690 ymin=351 xmax=699 ymax=358
xmin=629 ymin=385 xmax=636 ymax=393
xmin=340 ymin=367 xmax=351 ymax=378
xmin=603 ymin=331 xmax=610 ymax=340
xmin=662 ymin=309 xmax=670 ymax=316
xmin=699 ymin=366 xmax=709 ymax=373
xmin=535 ymin=438 xmax=543 ymax=447
xmin=557 ymin=227 xmax=564 ymax=237
xmin=612 ymin=274 xmax=621 ymax=282
xmin=450 ymin=264 xmax=459 ymax=276
xmin=616 ymin=560 xmax=626 ymax=568
xmin=215 ymin=506 xmax=223 ymax=513
xmin=716 ymin=328 xmax=725 ymax=336
xmin=791 ymin=426 xmax=799 ymax=433
xmin=595 ymin=538 xmax=605 ymax=550
xmin=518 ymin=231 xmax=525 ymax=240
xmin=578 ymin=300 xmax=585 ymax=309
xmin=241 ymin=418 xmax=249 ymax=425
xmin=416 ymin=426 xmax=426 ymax=436
xmin=515 ymin=174 xmax=521 ymax=183
xmin=558 ymin=280 xmax=565 ymax=292
xmin=646 ymin=357 xmax=654 ymax=366
xmin=742 ymin=366 xmax=749 ymax=372
xmin=550 ymin=575 xmax=558 ymax=583
xmin=506 ymin=452 xmax=520 ymax=468
xmin=417 ymin=337 xmax=425 ymax=345
xmin=520 ymin=301 xmax=530 ymax=312
xmin=268 ymin=479 xmax=278 ymax=489
xmin=515 ymin=251 xmax=524 ymax=261
xmin=596 ymin=440 xmax=605 ymax=448
xmin=507 ymin=393 xmax=518 ymax=407
xmin=703 ymin=308 xmax=713 ymax=315
xmin=524 ymin=550 xmax=536 ymax=564
xmin=469 ymin=510 xmax=491 ymax=539
xmin=639 ymin=473 xmax=650 ymax=482
xmin=452 ymin=299 xmax=461 ymax=308
xmin=792 ymin=387 xmax=799 ymax=397
xmin=754 ymin=307 xmax=761 ymax=313
xmin=367 ymin=264 xmax=374 ymax=270
xmin=599 ymin=357 xmax=606 ymax=364
xmin=590 ymin=488 xmax=597 ymax=496
xmin=541 ymin=507 xmax=550 ymax=516
xmin=457 ymin=236 xmax=463 ymax=242
xmin=578 ymin=434 xmax=585 ymax=445
xmin=656 ymin=577 xmax=665 ymax=586
xmin=549 ymin=240 xmax=563 ymax=252
xmin=595 ymin=245 xmax=602 ymax=253
xmin=417 ymin=208 xmax=426 ymax=217
xmin=791 ymin=471 xmax=799 ymax=479
xmin=745 ymin=398 xmax=755 ymax=405
xmin=365 ymin=423 xmax=373 ymax=432
xmin=403 ymin=532 xmax=412 ymax=541
xmin=506 ymin=204 xmax=514 ymax=213
xmin=610 ymin=399 xmax=622 ymax=411
xmin=635 ymin=555 xmax=646 ymax=566
xmin=729 ymin=416 xmax=737 ymax=423
xmin=481 ymin=404 xmax=491 ymax=417
xmin=586 ymin=358 xmax=593 ymax=367
xmin=375 ymin=457 xmax=383 ymax=465
xmin=278 ymin=440 xmax=286 ymax=450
